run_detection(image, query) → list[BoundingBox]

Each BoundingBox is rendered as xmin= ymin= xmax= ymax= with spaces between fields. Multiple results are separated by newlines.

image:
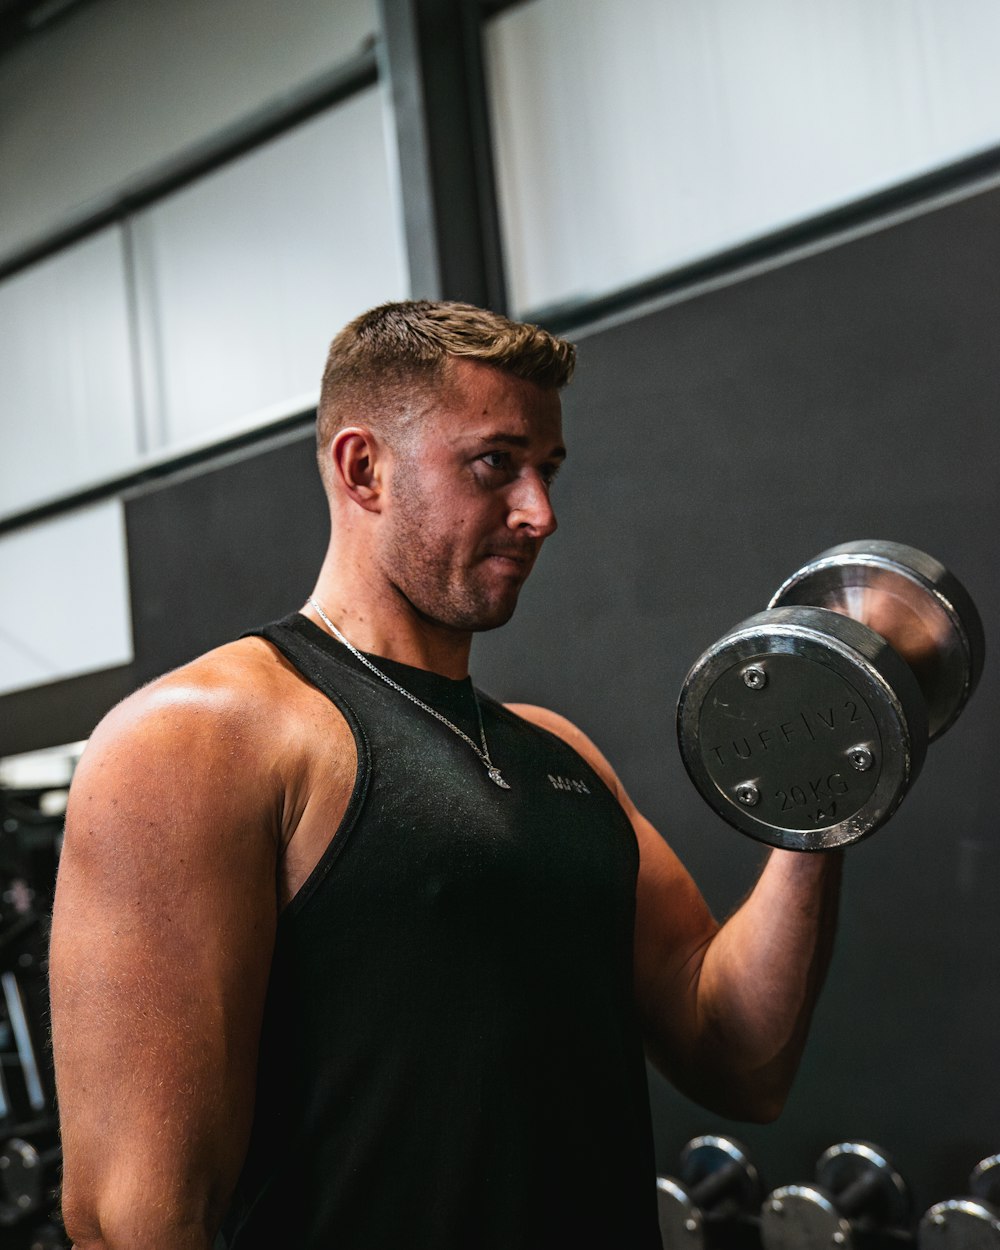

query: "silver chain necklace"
xmin=307 ymin=597 xmax=511 ymax=790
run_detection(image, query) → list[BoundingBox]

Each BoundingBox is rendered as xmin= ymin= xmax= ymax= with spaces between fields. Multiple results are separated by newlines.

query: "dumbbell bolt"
xmin=735 ymin=783 xmax=760 ymax=807
xmin=847 ymin=746 xmax=874 ymax=772
xmin=742 ymin=665 xmax=767 ymax=690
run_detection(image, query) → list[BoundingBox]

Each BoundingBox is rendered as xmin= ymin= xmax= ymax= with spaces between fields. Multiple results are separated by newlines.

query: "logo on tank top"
xmin=547 ymin=774 xmax=591 ymax=795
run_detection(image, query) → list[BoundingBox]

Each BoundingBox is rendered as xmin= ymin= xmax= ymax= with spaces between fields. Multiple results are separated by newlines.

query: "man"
xmin=51 ymin=301 xmax=840 ymax=1249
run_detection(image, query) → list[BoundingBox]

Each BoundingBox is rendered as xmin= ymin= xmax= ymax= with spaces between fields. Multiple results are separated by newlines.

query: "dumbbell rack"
xmin=657 ymin=1138 xmax=1000 ymax=1250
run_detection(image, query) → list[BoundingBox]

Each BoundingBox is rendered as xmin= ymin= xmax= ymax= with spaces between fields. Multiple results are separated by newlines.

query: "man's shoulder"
xmin=505 ymin=702 xmax=580 ymax=742
xmin=78 ymin=634 xmax=317 ymax=793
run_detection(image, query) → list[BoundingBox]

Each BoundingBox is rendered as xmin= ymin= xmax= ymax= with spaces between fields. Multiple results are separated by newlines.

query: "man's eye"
xmin=480 ymin=452 xmax=509 ymax=471
xmin=541 ymin=464 xmax=561 ymax=487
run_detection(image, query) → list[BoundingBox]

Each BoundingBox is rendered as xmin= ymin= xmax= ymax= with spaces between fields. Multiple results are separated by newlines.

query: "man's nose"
xmin=507 ymin=473 xmax=558 ymax=538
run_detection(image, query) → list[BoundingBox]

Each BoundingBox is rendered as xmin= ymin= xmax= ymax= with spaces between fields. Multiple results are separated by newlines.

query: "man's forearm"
xmin=691 ymin=848 xmax=843 ymax=1119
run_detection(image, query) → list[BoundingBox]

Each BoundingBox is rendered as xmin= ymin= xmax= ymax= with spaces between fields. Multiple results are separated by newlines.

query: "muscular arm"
xmin=51 ymin=651 xmax=285 ymax=1249
xmin=510 ymin=704 xmax=841 ymax=1123
xmin=630 ymin=801 xmax=841 ymax=1121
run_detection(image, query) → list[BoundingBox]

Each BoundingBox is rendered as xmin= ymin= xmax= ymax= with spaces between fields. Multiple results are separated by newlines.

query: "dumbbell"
xmin=919 ymin=1154 xmax=1000 ymax=1249
xmin=0 ymin=1135 xmax=61 ymax=1226
xmin=760 ymin=1140 xmax=911 ymax=1250
xmin=677 ymin=540 xmax=984 ymax=850
xmin=23 ymin=1223 xmax=66 ymax=1250
xmin=656 ymin=1135 xmax=763 ymax=1247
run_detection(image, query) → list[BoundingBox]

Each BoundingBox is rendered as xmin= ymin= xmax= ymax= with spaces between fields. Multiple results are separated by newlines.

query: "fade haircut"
xmin=315 ymin=300 xmax=576 ymax=486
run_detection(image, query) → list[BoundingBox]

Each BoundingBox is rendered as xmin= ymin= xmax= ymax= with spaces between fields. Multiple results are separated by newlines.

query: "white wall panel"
xmin=0 ymin=0 xmax=376 ymax=259
xmin=132 ymin=89 xmax=407 ymax=449
xmin=0 ymin=501 xmax=132 ymax=697
xmin=486 ymin=0 xmax=1000 ymax=314
xmin=0 ymin=229 xmax=139 ymax=516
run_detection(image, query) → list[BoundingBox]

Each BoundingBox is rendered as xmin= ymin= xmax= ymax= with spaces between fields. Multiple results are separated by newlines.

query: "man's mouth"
xmin=483 ymin=548 xmax=536 ymax=572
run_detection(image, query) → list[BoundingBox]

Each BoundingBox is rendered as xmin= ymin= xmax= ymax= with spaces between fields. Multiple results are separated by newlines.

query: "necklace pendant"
xmin=487 ymin=766 xmax=511 ymax=790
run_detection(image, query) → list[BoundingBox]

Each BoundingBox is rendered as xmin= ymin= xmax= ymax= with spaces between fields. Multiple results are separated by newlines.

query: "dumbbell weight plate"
xmin=769 ymin=541 xmax=985 ymax=741
xmin=971 ymin=1155 xmax=1000 ymax=1206
xmin=761 ymin=1184 xmax=854 ymax=1250
xmin=0 ymin=1138 xmax=45 ymax=1224
xmin=816 ymin=1140 xmax=911 ymax=1228
xmin=920 ymin=1155 xmax=1000 ymax=1249
xmin=920 ymin=1200 xmax=1000 ymax=1250
xmin=656 ymin=1175 xmax=705 ymax=1248
xmin=762 ymin=1143 xmax=910 ymax=1250
xmin=677 ymin=606 xmax=928 ymax=850
xmin=679 ymin=1136 xmax=762 ymax=1213
xmin=657 ymin=1136 xmax=761 ymax=1249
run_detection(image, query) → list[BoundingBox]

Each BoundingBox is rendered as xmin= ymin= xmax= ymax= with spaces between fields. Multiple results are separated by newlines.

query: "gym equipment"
xmin=677 ymin=541 xmax=983 ymax=850
xmin=0 ymin=789 xmax=68 ymax=1246
xmin=0 ymin=1135 xmax=60 ymax=1226
xmin=760 ymin=1140 xmax=911 ymax=1249
xmin=656 ymin=1135 xmax=763 ymax=1248
xmin=919 ymin=1154 xmax=1000 ymax=1249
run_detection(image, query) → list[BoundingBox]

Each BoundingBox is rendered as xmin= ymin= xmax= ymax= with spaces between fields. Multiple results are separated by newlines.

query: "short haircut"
xmin=316 ymin=300 xmax=576 ymax=484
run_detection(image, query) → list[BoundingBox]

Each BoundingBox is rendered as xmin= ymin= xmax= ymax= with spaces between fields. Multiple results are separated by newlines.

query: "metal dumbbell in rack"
xmin=0 ymin=1126 xmax=61 ymax=1226
xmin=677 ymin=541 xmax=984 ymax=850
xmin=760 ymin=1140 xmax=912 ymax=1250
xmin=0 ymin=783 xmax=69 ymax=1249
xmin=657 ymin=1135 xmax=764 ymax=1248
xmin=920 ymin=1154 xmax=1000 ymax=1250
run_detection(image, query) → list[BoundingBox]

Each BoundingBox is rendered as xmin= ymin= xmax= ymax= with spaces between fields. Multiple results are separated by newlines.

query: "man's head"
xmin=316 ymin=300 xmax=575 ymax=488
xmin=316 ymin=301 xmax=575 ymax=636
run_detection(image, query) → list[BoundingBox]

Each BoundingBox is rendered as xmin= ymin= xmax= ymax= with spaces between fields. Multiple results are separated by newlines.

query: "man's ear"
xmin=330 ymin=427 xmax=385 ymax=511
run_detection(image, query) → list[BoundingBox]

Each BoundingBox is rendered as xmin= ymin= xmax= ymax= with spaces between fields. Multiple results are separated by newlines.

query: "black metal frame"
xmin=377 ymin=0 xmax=507 ymax=311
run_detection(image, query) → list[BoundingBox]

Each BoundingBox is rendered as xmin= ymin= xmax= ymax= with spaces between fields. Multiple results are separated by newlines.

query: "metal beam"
xmin=377 ymin=0 xmax=507 ymax=311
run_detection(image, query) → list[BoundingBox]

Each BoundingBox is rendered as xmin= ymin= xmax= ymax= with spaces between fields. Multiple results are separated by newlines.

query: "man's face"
xmin=379 ymin=359 xmax=565 ymax=634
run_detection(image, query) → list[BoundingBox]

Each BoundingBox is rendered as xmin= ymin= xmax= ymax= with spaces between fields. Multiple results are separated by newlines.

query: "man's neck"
xmin=306 ymin=574 xmax=473 ymax=681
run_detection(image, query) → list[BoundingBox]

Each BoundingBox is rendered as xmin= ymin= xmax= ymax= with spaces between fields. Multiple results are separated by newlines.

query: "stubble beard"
xmin=383 ymin=468 xmax=526 ymax=635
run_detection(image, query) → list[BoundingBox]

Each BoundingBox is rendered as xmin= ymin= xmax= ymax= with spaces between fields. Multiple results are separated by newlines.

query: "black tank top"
xmin=221 ymin=613 xmax=660 ymax=1249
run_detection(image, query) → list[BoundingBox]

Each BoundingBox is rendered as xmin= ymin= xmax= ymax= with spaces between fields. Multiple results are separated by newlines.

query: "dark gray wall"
xmin=474 ymin=184 xmax=999 ymax=1208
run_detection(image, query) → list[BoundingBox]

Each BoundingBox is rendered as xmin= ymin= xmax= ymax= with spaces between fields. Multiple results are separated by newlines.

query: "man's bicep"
xmin=51 ymin=694 xmax=279 ymax=1244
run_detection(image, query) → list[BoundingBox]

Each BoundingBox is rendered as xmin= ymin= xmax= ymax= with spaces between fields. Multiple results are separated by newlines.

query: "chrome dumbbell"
xmin=656 ymin=1135 xmax=763 ymax=1248
xmin=678 ymin=540 xmax=984 ymax=850
xmin=920 ymin=1154 xmax=1000 ymax=1250
xmin=760 ymin=1141 xmax=911 ymax=1250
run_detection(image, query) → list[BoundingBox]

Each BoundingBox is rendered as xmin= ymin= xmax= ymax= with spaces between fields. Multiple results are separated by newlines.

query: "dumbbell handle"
xmin=834 ymin=1167 xmax=882 ymax=1219
xmin=690 ymin=1158 xmax=746 ymax=1210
